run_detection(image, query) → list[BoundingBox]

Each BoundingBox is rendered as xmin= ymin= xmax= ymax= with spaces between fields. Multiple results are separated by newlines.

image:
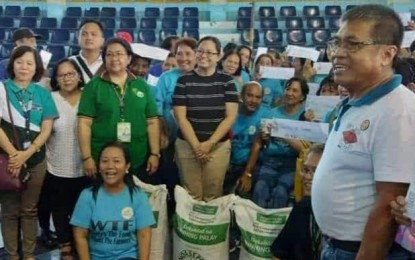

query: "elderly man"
xmin=311 ymin=4 xmax=415 ymax=260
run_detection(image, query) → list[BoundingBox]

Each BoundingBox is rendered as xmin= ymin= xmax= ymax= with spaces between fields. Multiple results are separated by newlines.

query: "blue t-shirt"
xmin=0 ymin=58 xmax=9 ymax=80
xmin=261 ymin=105 xmax=304 ymax=158
xmin=231 ymin=105 xmax=269 ymax=165
xmin=241 ymin=70 xmax=250 ymax=84
xmin=149 ymin=63 xmax=163 ymax=78
xmin=70 ymin=186 xmax=155 ymax=260
xmin=259 ymin=78 xmax=284 ymax=108
xmin=157 ymin=68 xmax=181 ymax=142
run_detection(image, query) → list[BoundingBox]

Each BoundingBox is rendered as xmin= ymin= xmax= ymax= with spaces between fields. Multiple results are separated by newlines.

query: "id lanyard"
xmin=112 ymin=84 xmax=128 ymax=121
xmin=16 ymin=90 xmax=33 ymax=142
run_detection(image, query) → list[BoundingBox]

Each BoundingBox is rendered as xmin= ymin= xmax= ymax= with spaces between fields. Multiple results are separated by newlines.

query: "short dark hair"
xmin=7 ymin=46 xmax=44 ymax=82
xmin=223 ymin=42 xmax=238 ymax=53
xmin=217 ymin=49 xmax=242 ymax=76
xmin=316 ymin=75 xmax=337 ymax=96
xmin=284 ymin=76 xmax=310 ymax=101
xmin=130 ymin=54 xmax=151 ymax=66
xmin=174 ymin=37 xmax=197 ymax=53
xmin=79 ymin=19 xmax=104 ymax=35
xmin=237 ymin=45 xmax=252 ymax=59
xmin=101 ymin=37 xmax=134 ymax=65
xmin=342 ymin=4 xmax=403 ymax=66
xmin=197 ymin=36 xmax=221 ymax=54
xmin=160 ymin=35 xmax=179 ymax=51
xmin=50 ymin=58 xmax=85 ymax=91
xmin=92 ymin=141 xmax=138 ymax=202
xmin=254 ymin=53 xmax=274 ymax=67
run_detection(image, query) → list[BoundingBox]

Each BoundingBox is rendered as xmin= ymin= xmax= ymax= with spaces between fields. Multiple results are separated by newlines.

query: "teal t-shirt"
xmin=259 ymin=78 xmax=284 ymax=108
xmin=70 ymin=186 xmax=155 ymax=260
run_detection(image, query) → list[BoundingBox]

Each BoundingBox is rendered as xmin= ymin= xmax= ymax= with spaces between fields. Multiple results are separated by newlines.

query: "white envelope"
xmin=305 ymin=95 xmax=340 ymax=122
xmin=254 ymin=47 xmax=268 ymax=64
xmin=314 ymin=62 xmax=332 ymax=75
xmin=286 ymin=45 xmax=321 ymax=62
xmin=399 ymin=12 xmax=412 ymax=27
xmin=259 ymin=66 xmax=295 ymax=80
xmin=270 ymin=118 xmax=329 ymax=143
xmin=308 ymin=83 xmax=320 ymax=96
xmin=147 ymin=74 xmax=159 ymax=86
xmin=131 ymin=43 xmax=170 ymax=61
xmin=401 ymin=31 xmax=415 ymax=48
xmin=40 ymin=50 xmax=52 ymax=70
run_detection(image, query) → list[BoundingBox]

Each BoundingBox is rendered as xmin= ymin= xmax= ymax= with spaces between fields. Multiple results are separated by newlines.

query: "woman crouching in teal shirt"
xmin=71 ymin=141 xmax=155 ymax=260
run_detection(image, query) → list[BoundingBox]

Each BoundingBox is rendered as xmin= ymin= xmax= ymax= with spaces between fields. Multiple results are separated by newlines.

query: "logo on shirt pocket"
xmin=121 ymin=207 xmax=134 ymax=220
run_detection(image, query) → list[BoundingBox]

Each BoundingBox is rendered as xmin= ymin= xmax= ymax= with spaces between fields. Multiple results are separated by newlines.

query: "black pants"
xmin=38 ymin=172 xmax=90 ymax=244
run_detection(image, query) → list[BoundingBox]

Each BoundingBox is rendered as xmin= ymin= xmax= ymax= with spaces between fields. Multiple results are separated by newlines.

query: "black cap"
xmin=11 ymin=28 xmax=41 ymax=43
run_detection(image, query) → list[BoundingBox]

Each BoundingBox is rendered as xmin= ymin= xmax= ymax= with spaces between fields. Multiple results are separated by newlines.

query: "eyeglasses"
xmin=196 ymin=49 xmax=219 ymax=57
xmin=105 ymin=52 xmax=127 ymax=59
xmin=57 ymin=72 xmax=77 ymax=80
xmin=327 ymin=38 xmax=380 ymax=54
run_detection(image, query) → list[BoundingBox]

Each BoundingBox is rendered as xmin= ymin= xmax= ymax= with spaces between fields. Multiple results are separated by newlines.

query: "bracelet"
xmin=150 ymin=153 xmax=161 ymax=158
xmin=82 ymin=156 xmax=92 ymax=162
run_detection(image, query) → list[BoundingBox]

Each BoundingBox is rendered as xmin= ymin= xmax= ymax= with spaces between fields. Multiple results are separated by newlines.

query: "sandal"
xmin=60 ymin=243 xmax=74 ymax=260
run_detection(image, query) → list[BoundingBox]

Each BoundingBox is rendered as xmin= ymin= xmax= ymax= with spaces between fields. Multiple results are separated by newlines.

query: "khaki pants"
xmin=175 ymin=138 xmax=231 ymax=202
xmin=0 ymin=160 xmax=46 ymax=260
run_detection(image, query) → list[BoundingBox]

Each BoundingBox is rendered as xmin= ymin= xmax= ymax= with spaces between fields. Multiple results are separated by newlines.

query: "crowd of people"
xmin=0 ymin=3 xmax=414 ymax=260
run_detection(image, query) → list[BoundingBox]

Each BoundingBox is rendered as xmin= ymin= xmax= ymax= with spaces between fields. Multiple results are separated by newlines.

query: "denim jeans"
xmin=321 ymin=240 xmax=415 ymax=260
xmin=252 ymin=157 xmax=295 ymax=209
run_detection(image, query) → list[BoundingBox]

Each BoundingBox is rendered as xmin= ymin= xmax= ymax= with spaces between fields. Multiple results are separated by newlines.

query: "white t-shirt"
xmin=46 ymin=92 xmax=83 ymax=178
xmin=312 ymin=80 xmax=415 ymax=241
xmin=69 ymin=51 xmax=103 ymax=83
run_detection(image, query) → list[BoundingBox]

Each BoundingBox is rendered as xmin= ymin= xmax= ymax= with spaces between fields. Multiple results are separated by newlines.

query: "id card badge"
xmin=117 ymin=122 xmax=131 ymax=143
xmin=23 ymin=141 xmax=31 ymax=150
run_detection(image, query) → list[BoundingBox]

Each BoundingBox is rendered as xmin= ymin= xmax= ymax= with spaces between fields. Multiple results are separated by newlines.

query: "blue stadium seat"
xmin=312 ymin=29 xmax=331 ymax=46
xmin=182 ymin=29 xmax=199 ymax=40
xmin=260 ymin=18 xmax=278 ymax=30
xmin=40 ymin=17 xmax=58 ymax=29
xmin=50 ymin=29 xmax=70 ymax=44
xmin=183 ymin=7 xmax=199 ymax=17
xmin=237 ymin=18 xmax=251 ymax=30
xmin=66 ymin=7 xmax=82 ymax=18
xmin=144 ymin=7 xmax=160 ymax=18
xmin=303 ymin=6 xmax=320 ymax=17
xmin=120 ymin=7 xmax=135 ymax=18
xmin=61 ymin=17 xmax=78 ymax=30
xmin=280 ymin=6 xmax=296 ymax=17
xmin=19 ymin=17 xmax=37 ymax=28
xmin=84 ymin=8 xmax=99 ymax=18
xmin=140 ymin=18 xmax=157 ymax=29
xmin=120 ymin=18 xmax=137 ymax=30
xmin=159 ymin=29 xmax=177 ymax=43
xmin=264 ymin=29 xmax=283 ymax=47
xmin=182 ymin=18 xmax=199 ymax=29
xmin=238 ymin=7 xmax=252 ymax=18
xmin=0 ymin=17 xmax=14 ymax=28
xmin=306 ymin=17 xmax=325 ymax=29
xmin=68 ymin=45 xmax=81 ymax=56
xmin=47 ymin=45 xmax=66 ymax=66
xmin=101 ymin=7 xmax=116 ymax=18
xmin=32 ymin=28 xmax=49 ymax=43
xmin=287 ymin=29 xmax=306 ymax=45
xmin=285 ymin=17 xmax=304 ymax=29
xmin=162 ymin=18 xmax=178 ymax=30
xmin=23 ymin=7 xmax=41 ymax=17
xmin=137 ymin=30 xmax=156 ymax=45
xmin=328 ymin=16 xmax=341 ymax=30
xmin=164 ymin=7 xmax=179 ymax=17
xmin=103 ymin=29 xmax=115 ymax=40
xmin=0 ymin=28 xmax=6 ymax=43
xmin=0 ymin=43 xmax=14 ymax=59
xmin=240 ymin=29 xmax=259 ymax=47
xmin=5 ymin=6 xmax=21 ymax=17
xmin=259 ymin=6 xmax=275 ymax=18
xmin=325 ymin=5 xmax=342 ymax=17
xmin=0 ymin=6 xmax=3 ymax=16
xmin=99 ymin=18 xmax=116 ymax=29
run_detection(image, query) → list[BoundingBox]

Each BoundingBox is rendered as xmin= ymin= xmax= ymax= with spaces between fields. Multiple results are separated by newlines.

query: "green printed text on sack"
xmin=256 ymin=213 xmax=286 ymax=225
xmin=240 ymin=229 xmax=275 ymax=258
xmin=192 ymin=204 xmax=218 ymax=215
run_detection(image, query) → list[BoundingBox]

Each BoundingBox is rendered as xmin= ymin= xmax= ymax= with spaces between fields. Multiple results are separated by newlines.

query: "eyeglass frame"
xmin=196 ymin=49 xmax=219 ymax=57
xmin=57 ymin=71 xmax=78 ymax=80
xmin=326 ymin=37 xmax=382 ymax=54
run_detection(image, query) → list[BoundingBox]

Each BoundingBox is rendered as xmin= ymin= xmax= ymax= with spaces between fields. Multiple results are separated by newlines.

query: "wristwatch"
xmin=150 ymin=153 xmax=161 ymax=158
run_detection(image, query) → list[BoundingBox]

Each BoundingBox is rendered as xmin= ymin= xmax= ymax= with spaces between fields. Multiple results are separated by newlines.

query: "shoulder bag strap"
xmin=3 ymin=82 xmax=21 ymax=150
xmin=75 ymin=55 xmax=94 ymax=79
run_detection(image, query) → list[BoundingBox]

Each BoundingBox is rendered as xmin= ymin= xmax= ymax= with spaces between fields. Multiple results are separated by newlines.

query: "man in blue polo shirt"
xmin=312 ymin=4 xmax=415 ymax=259
xmin=0 ymin=28 xmax=41 ymax=80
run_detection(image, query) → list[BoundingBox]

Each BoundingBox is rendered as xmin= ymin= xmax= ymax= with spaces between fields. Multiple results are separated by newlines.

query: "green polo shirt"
xmin=78 ymin=72 xmax=158 ymax=169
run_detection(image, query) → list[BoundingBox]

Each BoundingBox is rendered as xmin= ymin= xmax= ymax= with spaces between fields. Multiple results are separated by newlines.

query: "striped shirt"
xmin=173 ymin=70 xmax=239 ymax=142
